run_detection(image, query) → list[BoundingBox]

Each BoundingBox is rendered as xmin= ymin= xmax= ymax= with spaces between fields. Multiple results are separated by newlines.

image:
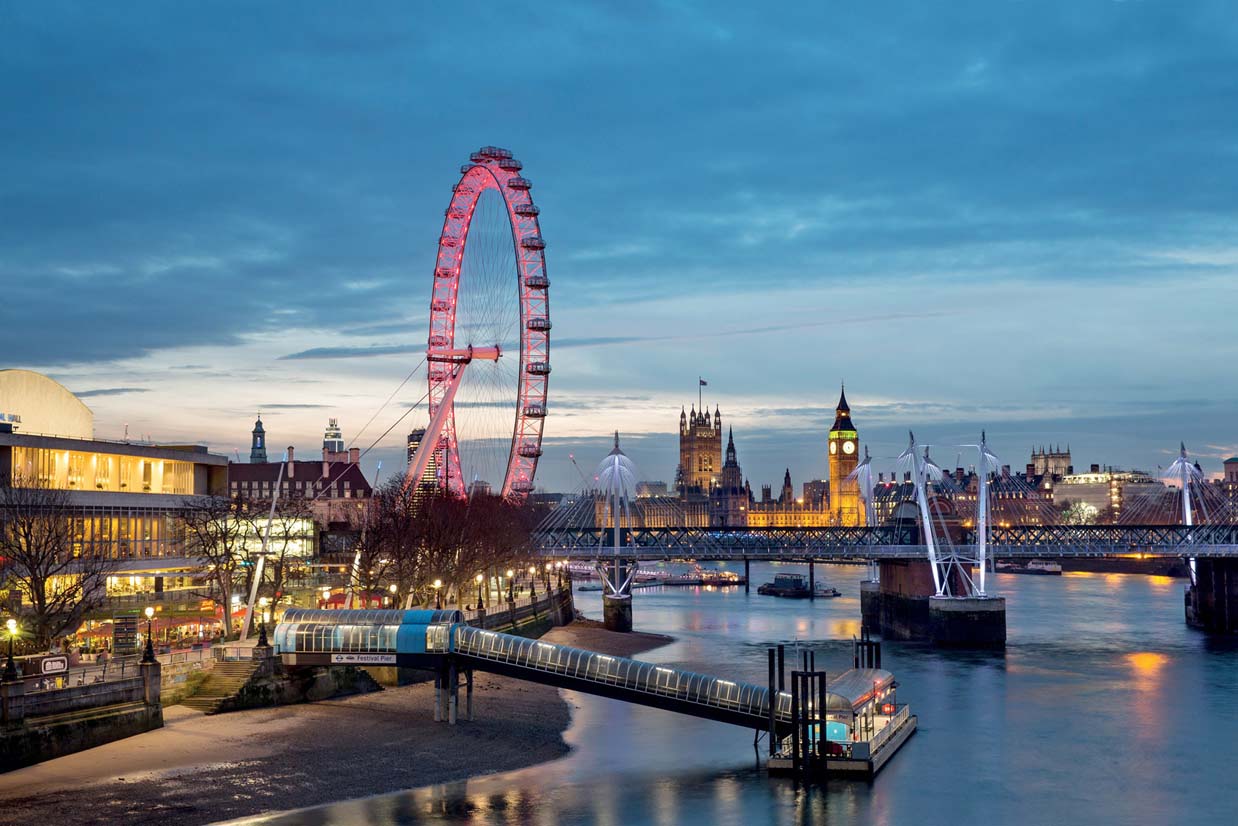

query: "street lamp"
xmin=142 ymin=606 xmax=156 ymax=664
xmin=4 ymin=618 xmax=18 ymax=681
xmin=506 ymin=569 xmax=515 ymax=602
xmin=257 ymin=597 xmax=270 ymax=647
xmin=475 ymin=573 xmax=485 ymax=609
xmin=388 ymin=583 xmax=398 ymax=607
xmin=321 ymin=587 xmax=331 ymax=604
xmin=433 ymin=579 xmax=443 ymax=610
xmin=528 ymin=566 xmax=537 ymax=600
xmin=544 ymin=562 xmax=553 ymax=591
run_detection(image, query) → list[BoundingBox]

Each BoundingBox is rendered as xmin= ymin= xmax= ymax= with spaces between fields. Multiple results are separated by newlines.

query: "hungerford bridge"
xmin=531 ymin=438 xmax=1238 ymax=647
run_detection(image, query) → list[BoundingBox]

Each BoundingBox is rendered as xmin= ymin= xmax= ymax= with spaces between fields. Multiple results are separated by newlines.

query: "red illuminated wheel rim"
xmin=427 ymin=147 xmax=550 ymax=499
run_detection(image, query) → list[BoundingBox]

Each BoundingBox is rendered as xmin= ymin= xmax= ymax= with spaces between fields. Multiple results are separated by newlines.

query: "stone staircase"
xmin=180 ymin=660 xmax=261 ymax=714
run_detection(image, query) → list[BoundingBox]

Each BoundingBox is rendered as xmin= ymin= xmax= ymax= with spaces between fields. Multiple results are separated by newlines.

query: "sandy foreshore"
xmin=0 ymin=620 xmax=672 ymax=826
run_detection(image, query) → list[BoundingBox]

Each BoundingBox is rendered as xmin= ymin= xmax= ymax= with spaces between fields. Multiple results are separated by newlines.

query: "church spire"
xmin=249 ymin=414 xmax=268 ymax=463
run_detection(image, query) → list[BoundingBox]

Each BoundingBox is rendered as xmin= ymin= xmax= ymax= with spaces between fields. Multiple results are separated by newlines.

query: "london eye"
xmin=407 ymin=146 xmax=551 ymax=499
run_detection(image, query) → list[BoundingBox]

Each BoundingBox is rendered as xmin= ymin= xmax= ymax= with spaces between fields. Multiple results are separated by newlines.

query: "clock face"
xmin=842 ymin=440 xmax=856 ymax=455
xmin=829 ymin=442 xmax=838 ymax=455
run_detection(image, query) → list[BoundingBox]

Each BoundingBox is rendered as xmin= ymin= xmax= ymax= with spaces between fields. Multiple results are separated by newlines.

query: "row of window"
xmin=228 ymin=479 xmax=359 ymax=498
xmin=12 ymin=446 xmax=196 ymax=495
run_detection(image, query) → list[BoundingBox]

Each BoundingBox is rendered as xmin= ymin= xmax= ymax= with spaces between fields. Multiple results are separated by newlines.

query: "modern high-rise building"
xmin=323 ymin=418 xmax=345 ymax=455
xmin=406 ymin=428 xmax=439 ymax=494
xmin=827 ymin=385 xmax=863 ymax=526
xmin=676 ymin=402 xmax=721 ymax=496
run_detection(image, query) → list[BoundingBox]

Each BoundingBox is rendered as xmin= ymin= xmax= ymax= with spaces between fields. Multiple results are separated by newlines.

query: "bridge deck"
xmin=534 ymin=525 xmax=1238 ymax=560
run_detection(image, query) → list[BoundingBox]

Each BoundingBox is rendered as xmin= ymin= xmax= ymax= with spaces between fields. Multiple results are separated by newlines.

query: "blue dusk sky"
xmin=2 ymin=1 xmax=1237 ymax=492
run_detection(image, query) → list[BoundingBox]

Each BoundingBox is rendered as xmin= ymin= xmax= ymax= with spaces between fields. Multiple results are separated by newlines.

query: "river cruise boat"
xmin=995 ymin=559 xmax=1062 ymax=575
xmin=757 ymin=573 xmax=841 ymax=598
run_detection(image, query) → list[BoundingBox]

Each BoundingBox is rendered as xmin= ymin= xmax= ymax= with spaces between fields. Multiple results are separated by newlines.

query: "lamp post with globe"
xmin=142 ymin=606 xmax=156 ymax=664
xmin=4 ymin=618 xmax=19 ymax=681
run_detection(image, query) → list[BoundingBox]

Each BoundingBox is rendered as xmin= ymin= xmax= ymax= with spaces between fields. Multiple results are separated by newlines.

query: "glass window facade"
xmin=11 ymin=446 xmax=197 ymax=495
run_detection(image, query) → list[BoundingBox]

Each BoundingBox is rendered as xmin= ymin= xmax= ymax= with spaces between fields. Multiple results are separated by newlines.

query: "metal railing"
xmin=439 ymin=624 xmax=792 ymax=725
xmin=21 ymin=647 xmax=212 ymax=693
xmin=868 ymin=704 xmax=911 ymax=756
xmin=534 ymin=524 xmax=1238 ymax=560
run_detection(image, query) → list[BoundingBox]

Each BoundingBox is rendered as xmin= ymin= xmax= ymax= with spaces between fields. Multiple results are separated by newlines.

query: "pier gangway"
xmin=275 ymin=609 xmax=894 ymax=737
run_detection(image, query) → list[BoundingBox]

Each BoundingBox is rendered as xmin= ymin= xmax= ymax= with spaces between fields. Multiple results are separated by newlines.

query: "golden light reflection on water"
xmin=1126 ymin=651 xmax=1168 ymax=683
xmin=1125 ymin=651 xmax=1170 ymax=741
xmin=1147 ymin=575 xmax=1174 ymax=589
xmin=830 ymin=619 xmax=862 ymax=638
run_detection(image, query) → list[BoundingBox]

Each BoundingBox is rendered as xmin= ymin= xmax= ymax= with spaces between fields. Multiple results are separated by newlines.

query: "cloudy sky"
xmin=3 ymin=1 xmax=1237 ymax=492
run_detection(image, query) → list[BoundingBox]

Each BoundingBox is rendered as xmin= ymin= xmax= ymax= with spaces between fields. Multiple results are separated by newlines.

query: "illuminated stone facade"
xmin=827 ymin=386 xmax=863 ymax=527
xmin=676 ymin=404 xmax=721 ymax=496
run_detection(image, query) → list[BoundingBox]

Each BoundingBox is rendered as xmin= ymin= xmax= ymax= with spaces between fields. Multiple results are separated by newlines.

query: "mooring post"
xmin=745 ymin=558 xmax=751 ymax=594
xmin=809 ymin=561 xmax=816 ymax=600
xmin=777 ymin=644 xmax=785 ymax=692
xmin=799 ymin=672 xmax=811 ymax=778
xmin=790 ymin=670 xmax=801 ymax=776
xmin=817 ymin=670 xmax=827 ymax=778
xmin=466 ymin=668 xmax=474 ymax=721
xmin=768 ymin=648 xmax=777 ymax=757
xmin=433 ymin=668 xmax=443 ymax=722
xmin=448 ymin=661 xmax=458 ymax=725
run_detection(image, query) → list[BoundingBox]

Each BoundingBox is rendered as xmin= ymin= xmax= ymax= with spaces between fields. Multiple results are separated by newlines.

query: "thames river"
xmin=248 ymin=563 xmax=1238 ymax=825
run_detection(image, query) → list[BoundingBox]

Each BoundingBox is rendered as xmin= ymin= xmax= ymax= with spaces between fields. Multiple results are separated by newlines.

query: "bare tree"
xmin=180 ymin=495 xmax=254 ymax=640
xmin=0 ymin=478 xmax=115 ymax=650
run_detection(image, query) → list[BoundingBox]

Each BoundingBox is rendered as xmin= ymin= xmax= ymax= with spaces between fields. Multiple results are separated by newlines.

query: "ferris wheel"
xmin=406 ymin=146 xmax=551 ymax=499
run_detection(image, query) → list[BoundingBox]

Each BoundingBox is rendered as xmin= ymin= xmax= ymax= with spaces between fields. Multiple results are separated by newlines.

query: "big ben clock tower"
xmin=827 ymin=385 xmax=862 ymax=526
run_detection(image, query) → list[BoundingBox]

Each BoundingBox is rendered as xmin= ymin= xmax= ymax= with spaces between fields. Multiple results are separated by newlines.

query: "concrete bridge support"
xmin=861 ymin=560 xmax=1005 ymax=648
xmin=601 ymin=559 xmax=634 ymax=633
xmin=1186 ymin=558 xmax=1238 ymax=634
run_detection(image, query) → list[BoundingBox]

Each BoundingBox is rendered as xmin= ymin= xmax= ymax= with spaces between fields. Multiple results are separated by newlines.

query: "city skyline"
xmin=4 ymin=2 xmax=1238 ymax=491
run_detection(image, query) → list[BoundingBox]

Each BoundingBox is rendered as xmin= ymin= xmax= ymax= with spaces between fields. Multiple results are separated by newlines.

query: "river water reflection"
xmin=240 ymin=563 xmax=1238 ymax=825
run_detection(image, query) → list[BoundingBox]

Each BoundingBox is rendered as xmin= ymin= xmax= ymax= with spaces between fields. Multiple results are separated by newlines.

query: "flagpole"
xmin=698 ymin=376 xmax=702 ymax=412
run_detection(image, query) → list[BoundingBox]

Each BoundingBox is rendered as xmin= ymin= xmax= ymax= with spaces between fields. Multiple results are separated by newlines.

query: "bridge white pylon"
xmin=1165 ymin=442 xmax=1201 ymax=586
xmin=899 ymin=432 xmax=1003 ymax=598
xmin=847 ymin=446 xmax=879 ymax=582
xmin=595 ymin=432 xmax=638 ymax=597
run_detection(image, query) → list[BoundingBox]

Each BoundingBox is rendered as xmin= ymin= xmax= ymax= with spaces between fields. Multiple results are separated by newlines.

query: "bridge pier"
xmin=862 ymin=560 xmax=1005 ymax=648
xmin=603 ymin=595 xmax=633 ymax=633
xmin=1186 ymin=559 xmax=1238 ymax=634
xmin=600 ymin=558 xmax=635 ymax=632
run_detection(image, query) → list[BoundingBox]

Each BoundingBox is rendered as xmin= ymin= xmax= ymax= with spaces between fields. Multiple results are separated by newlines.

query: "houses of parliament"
xmin=658 ymin=386 xmax=864 ymax=528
